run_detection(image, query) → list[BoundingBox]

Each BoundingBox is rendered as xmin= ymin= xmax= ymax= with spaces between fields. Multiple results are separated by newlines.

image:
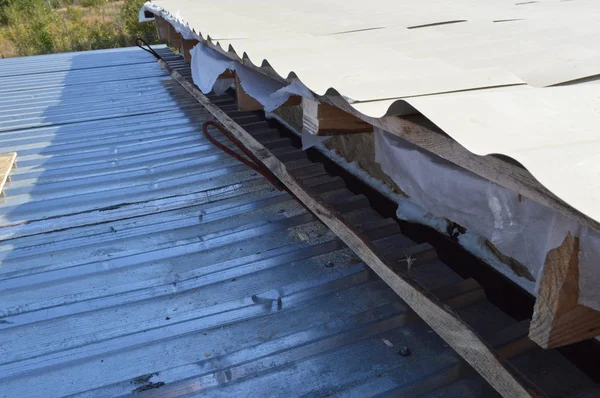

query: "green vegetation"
xmin=0 ymin=0 xmax=158 ymax=58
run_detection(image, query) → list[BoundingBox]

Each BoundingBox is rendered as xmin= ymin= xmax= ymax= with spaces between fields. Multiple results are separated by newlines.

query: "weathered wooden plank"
xmin=160 ymin=59 xmax=542 ymax=398
xmin=529 ymin=233 xmax=600 ymax=348
xmin=0 ymin=152 xmax=16 ymax=197
xmin=302 ymin=97 xmax=373 ymax=136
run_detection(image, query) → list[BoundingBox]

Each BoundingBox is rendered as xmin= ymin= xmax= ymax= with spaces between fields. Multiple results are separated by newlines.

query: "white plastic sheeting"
xmin=187 ymin=43 xmax=327 ymax=149
xmin=139 ymin=5 xmax=328 ymax=149
xmin=189 ymin=44 xmax=313 ymax=112
xmin=375 ymin=129 xmax=600 ymax=311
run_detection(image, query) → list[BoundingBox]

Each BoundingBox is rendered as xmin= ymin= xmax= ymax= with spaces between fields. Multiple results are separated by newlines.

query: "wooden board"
xmin=181 ymin=39 xmax=199 ymax=63
xmin=234 ymin=75 xmax=263 ymax=111
xmin=154 ymin=15 xmax=170 ymax=41
xmin=0 ymin=152 xmax=16 ymax=197
xmin=529 ymin=233 xmax=600 ymax=348
xmin=302 ymin=97 xmax=373 ymax=136
xmin=160 ymin=59 xmax=543 ymax=398
xmin=168 ymin=25 xmax=182 ymax=52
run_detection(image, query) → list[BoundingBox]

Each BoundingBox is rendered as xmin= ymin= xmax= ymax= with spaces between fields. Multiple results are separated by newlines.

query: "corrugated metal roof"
xmin=0 ymin=47 xmax=594 ymax=397
xmin=142 ymin=0 xmax=600 ymax=225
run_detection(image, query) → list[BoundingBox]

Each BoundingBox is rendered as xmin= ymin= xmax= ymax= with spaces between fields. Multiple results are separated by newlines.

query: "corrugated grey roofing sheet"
xmin=0 ymin=47 xmax=594 ymax=397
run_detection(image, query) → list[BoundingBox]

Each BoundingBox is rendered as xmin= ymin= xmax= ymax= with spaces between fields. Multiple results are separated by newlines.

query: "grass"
xmin=0 ymin=0 xmax=158 ymax=58
xmin=0 ymin=31 xmax=15 ymax=57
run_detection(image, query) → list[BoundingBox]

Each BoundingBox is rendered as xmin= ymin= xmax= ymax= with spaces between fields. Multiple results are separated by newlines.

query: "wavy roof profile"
xmin=147 ymin=0 xmax=600 ymax=224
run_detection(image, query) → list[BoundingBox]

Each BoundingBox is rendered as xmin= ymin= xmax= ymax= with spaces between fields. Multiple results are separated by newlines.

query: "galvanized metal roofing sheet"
xmin=0 ymin=47 xmax=466 ymax=397
xmin=145 ymin=0 xmax=600 ymax=224
xmin=0 ymin=47 xmax=594 ymax=397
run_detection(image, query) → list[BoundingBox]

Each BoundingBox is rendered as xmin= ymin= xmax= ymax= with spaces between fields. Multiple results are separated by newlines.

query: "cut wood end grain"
xmin=530 ymin=233 xmax=600 ymax=348
xmin=302 ymin=97 xmax=373 ymax=136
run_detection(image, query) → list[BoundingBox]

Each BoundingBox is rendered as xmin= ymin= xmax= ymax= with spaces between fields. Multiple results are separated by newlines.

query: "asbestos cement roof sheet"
xmin=144 ymin=0 xmax=600 ymax=224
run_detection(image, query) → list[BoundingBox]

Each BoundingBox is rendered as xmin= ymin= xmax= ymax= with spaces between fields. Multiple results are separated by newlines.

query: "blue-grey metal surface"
xmin=0 ymin=47 xmax=594 ymax=397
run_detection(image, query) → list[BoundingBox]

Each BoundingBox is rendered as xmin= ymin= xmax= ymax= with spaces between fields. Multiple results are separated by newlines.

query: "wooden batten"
xmin=168 ymin=25 xmax=182 ymax=52
xmin=0 ymin=152 xmax=17 ymax=197
xmin=181 ymin=39 xmax=199 ymax=63
xmin=234 ymin=74 xmax=262 ymax=111
xmin=154 ymin=16 xmax=170 ymax=41
xmin=302 ymin=97 xmax=373 ymax=136
xmin=529 ymin=233 xmax=600 ymax=348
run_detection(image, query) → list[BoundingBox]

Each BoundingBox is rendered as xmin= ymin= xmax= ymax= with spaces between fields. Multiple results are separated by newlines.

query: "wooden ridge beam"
xmin=0 ymin=152 xmax=16 ymax=197
xmin=529 ymin=233 xmax=600 ymax=348
xmin=160 ymin=59 xmax=544 ymax=398
xmin=302 ymin=97 xmax=373 ymax=136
